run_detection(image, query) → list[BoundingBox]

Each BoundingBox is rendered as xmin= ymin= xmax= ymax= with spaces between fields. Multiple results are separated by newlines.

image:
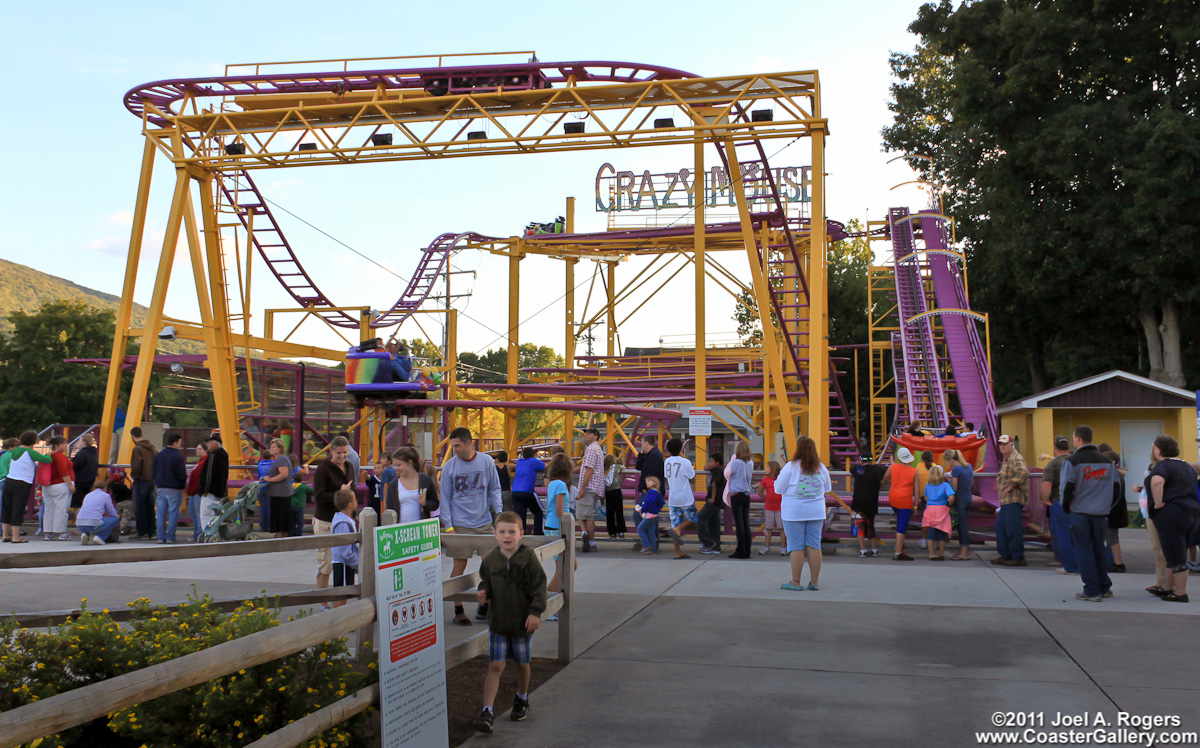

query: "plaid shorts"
xmin=669 ymin=504 xmax=698 ymax=528
xmin=489 ymin=632 xmax=533 ymax=665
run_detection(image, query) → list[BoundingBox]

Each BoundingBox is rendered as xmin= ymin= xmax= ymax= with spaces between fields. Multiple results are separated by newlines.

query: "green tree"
xmin=456 ymin=344 xmax=565 ymax=438
xmin=0 ymin=301 xmax=127 ymax=431
xmin=883 ymin=0 xmax=1200 ymax=396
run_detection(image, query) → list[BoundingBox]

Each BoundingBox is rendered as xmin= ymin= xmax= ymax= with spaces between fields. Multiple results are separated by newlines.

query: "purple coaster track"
xmin=919 ymin=211 xmax=1000 ymax=470
xmin=125 ymin=60 xmax=700 ymax=127
xmin=890 ymin=206 xmax=949 ymax=429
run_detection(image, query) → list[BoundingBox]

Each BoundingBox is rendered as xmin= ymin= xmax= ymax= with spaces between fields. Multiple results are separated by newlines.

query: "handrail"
xmin=0 ymin=532 xmax=358 ymax=570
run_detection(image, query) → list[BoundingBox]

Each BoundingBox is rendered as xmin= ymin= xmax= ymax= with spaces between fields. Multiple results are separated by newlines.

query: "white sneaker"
xmin=859 ymin=549 xmax=869 ymax=558
xmin=91 ymin=536 xmax=106 ymax=546
xmin=758 ymin=546 xmax=770 ymax=555
xmin=80 ymin=533 xmax=90 ymax=546
xmin=780 ymin=548 xmax=788 ymax=556
xmin=918 ymin=538 xmax=927 ymax=549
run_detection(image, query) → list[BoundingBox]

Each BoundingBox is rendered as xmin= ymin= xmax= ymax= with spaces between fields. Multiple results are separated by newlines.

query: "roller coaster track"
xmin=125 ymin=61 xmax=697 ymax=127
xmin=890 ymin=207 xmax=950 ymax=430
xmin=217 ymin=171 xmax=491 ymax=329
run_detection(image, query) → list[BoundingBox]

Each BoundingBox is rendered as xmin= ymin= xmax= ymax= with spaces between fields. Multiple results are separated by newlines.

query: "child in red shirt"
xmin=757 ymin=461 xmax=785 ymax=555
xmin=43 ymin=436 xmax=76 ymax=539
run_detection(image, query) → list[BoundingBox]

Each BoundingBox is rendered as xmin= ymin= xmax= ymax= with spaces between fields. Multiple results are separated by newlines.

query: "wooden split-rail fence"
xmin=0 ymin=510 xmax=576 ymax=748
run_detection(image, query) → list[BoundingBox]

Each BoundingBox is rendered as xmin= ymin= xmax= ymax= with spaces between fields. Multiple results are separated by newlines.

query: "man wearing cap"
xmin=577 ymin=428 xmax=605 ymax=552
xmin=993 ymin=435 xmax=1030 ymax=566
xmin=1040 ymin=436 xmax=1078 ymax=574
xmin=882 ymin=446 xmax=920 ymax=561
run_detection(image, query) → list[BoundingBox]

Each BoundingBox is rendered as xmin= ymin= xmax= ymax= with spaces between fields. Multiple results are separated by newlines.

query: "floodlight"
xmin=370 ymin=134 xmax=392 ymax=146
xmin=751 ymin=109 xmax=774 ymax=122
xmin=564 ymin=122 xmax=585 ymax=134
xmin=158 ymin=325 xmax=176 ymax=341
xmin=224 ymin=143 xmax=246 ymax=155
xmin=654 ymin=118 xmax=675 ymax=129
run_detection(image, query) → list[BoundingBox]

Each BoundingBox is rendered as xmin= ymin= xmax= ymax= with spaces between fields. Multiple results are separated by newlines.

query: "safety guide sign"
xmin=376 ymin=519 xmax=447 ymax=748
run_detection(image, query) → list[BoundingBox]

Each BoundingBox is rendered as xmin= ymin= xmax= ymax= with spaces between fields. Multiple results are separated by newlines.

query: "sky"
xmin=0 ymin=0 xmax=935 ymax=362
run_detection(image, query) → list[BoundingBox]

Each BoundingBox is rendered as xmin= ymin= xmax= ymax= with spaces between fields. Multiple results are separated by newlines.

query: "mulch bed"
xmin=445 ymin=656 xmax=566 ymax=747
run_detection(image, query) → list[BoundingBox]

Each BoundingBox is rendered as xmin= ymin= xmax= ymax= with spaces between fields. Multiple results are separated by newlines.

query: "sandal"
xmin=949 ymin=556 xmax=969 ymax=561
xmin=10 ymin=538 xmax=28 ymax=544
xmin=1146 ymin=586 xmax=1168 ymax=597
xmin=780 ymin=582 xmax=804 ymax=591
xmin=674 ymin=554 xmax=692 ymax=560
xmin=1161 ymin=592 xmax=1189 ymax=603
xmin=806 ymin=583 xmax=819 ymax=590
xmin=452 ymin=612 xmax=472 ymax=626
xmin=930 ymin=556 xmax=945 ymax=561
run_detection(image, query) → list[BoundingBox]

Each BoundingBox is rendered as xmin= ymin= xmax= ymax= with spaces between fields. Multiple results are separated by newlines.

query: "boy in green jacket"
xmin=474 ymin=511 xmax=548 ymax=733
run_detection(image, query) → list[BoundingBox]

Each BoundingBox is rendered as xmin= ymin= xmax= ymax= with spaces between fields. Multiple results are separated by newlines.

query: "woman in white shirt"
xmin=390 ymin=446 xmax=427 ymax=523
xmin=775 ymin=436 xmax=835 ymax=591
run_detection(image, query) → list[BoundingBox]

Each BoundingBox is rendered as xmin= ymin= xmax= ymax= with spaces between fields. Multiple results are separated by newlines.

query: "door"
xmin=1119 ymin=419 xmax=1164 ymax=507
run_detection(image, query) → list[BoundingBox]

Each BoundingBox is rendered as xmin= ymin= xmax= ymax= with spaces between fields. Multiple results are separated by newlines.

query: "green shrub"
xmin=0 ymin=591 xmax=378 ymax=748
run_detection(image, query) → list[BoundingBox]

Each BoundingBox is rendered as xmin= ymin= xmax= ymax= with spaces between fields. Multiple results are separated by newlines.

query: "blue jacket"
xmin=512 ymin=457 xmax=545 ymax=493
xmin=636 ymin=489 xmax=664 ymax=516
xmin=152 ymin=447 xmax=188 ymax=490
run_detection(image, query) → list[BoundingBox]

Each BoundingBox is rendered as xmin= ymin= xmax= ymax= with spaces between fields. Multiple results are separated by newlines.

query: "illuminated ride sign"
xmin=595 ymin=162 xmax=811 ymax=212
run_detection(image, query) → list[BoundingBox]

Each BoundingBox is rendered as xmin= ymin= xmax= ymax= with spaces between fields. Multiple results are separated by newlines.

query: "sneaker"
xmin=759 ymin=546 xmax=771 ymax=555
xmin=59 ymin=533 xmax=72 ymax=541
xmin=701 ymin=548 xmax=720 ymax=555
xmin=475 ymin=709 xmax=495 ymax=733
xmin=80 ymin=533 xmax=91 ymax=546
xmin=1075 ymin=592 xmax=1102 ymax=602
xmin=158 ymin=539 xmax=167 ymax=544
xmin=894 ymin=553 xmax=914 ymax=561
xmin=918 ymin=538 xmax=927 ymax=549
xmin=589 ymin=543 xmax=598 ymax=553
xmin=859 ymin=549 xmax=869 ymax=558
xmin=1108 ymin=563 xmax=1126 ymax=573
xmin=780 ymin=548 xmax=788 ymax=556
xmin=990 ymin=556 xmax=1006 ymax=565
xmin=1001 ymin=558 xmax=1028 ymax=567
xmin=545 ymin=613 xmax=559 ymax=622
xmin=1056 ymin=568 xmax=1079 ymax=575
xmin=510 ymin=695 xmax=529 ymax=722
xmin=1101 ymin=590 xmax=1114 ymax=598
xmin=475 ymin=603 xmax=489 ymax=621
xmin=1188 ymin=561 xmax=1200 ymax=572
xmin=91 ymin=536 xmax=105 ymax=546
xmin=868 ymin=549 xmax=879 ymax=557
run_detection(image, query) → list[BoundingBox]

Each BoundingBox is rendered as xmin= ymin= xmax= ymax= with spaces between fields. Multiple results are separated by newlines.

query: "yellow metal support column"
xmin=121 ymin=165 xmax=191 ymax=463
xmin=100 ymin=137 xmax=156 ymax=469
xmin=724 ymin=137 xmax=796 ymax=458
xmin=693 ymin=136 xmax=708 ymax=475
xmin=563 ymin=247 xmax=577 ymax=447
xmin=605 ymin=261 xmax=617 ymax=454
xmin=506 ymin=251 xmax=522 ymax=452
xmin=198 ymin=177 xmax=243 ymax=464
xmin=809 ymin=122 xmax=830 ymax=460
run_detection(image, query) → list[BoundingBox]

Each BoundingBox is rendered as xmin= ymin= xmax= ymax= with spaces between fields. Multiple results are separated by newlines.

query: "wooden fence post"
xmin=558 ymin=513 xmax=574 ymax=663
xmin=380 ymin=509 xmax=397 ymax=526
xmin=358 ymin=508 xmax=378 ymax=653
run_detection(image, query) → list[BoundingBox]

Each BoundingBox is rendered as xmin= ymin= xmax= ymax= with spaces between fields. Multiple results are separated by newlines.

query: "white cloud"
xmin=106 ymin=210 xmax=134 ymax=226
xmin=85 ymin=236 xmax=126 ymax=257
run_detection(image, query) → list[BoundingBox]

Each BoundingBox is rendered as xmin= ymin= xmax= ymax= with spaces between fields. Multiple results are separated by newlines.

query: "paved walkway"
xmin=3 ymin=532 xmax=1198 ymax=747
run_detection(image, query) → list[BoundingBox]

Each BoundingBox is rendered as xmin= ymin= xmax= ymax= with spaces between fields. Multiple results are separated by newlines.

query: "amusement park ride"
xmin=99 ymin=51 xmax=998 ymax=478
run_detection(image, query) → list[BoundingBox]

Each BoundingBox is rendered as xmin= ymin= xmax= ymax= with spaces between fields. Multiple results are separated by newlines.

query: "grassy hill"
xmin=0 ymin=258 xmax=203 ymax=354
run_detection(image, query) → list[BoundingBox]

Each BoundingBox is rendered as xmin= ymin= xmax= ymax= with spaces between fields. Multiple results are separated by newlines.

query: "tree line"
xmin=883 ymin=0 xmax=1200 ymax=401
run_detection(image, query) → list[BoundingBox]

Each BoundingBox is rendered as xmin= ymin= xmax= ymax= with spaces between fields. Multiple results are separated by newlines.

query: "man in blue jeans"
xmin=992 ymin=435 xmax=1029 ymax=566
xmin=1060 ymin=425 xmax=1121 ymax=602
xmin=1041 ymin=436 xmax=1078 ymax=574
xmin=153 ymin=433 xmax=188 ymax=543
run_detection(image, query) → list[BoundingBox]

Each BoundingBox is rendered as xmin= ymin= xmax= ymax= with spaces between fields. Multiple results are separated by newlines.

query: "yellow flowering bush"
xmin=1 ymin=591 xmax=377 ymax=748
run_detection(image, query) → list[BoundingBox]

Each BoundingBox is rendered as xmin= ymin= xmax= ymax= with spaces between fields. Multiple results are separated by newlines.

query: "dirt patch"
xmin=446 ymin=656 xmax=567 ymax=747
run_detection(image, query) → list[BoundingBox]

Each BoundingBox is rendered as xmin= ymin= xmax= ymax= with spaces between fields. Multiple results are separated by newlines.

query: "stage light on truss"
xmin=169 ymin=363 xmax=184 ymax=374
xmin=466 ymin=131 xmax=487 ymax=141
xmin=224 ymin=142 xmax=246 ymax=156
xmin=370 ymin=133 xmax=393 ymax=146
xmin=564 ymin=122 xmax=585 ymax=135
xmin=654 ymin=118 xmax=675 ymax=129
xmin=158 ymin=325 xmax=177 ymax=341
xmin=751 ymin=109 xmax=774 ymax=122
xmin=297 ymin=142 xmax=318 ymax=152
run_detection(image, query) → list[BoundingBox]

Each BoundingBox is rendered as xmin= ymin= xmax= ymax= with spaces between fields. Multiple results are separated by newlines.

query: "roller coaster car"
xmin=422 ymin=68 xmax=552 ymax=98
xmin=345 ymin=351 xmax=427 ymax=409
xmin=892 ymin=433 xmax=988 ymax=467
